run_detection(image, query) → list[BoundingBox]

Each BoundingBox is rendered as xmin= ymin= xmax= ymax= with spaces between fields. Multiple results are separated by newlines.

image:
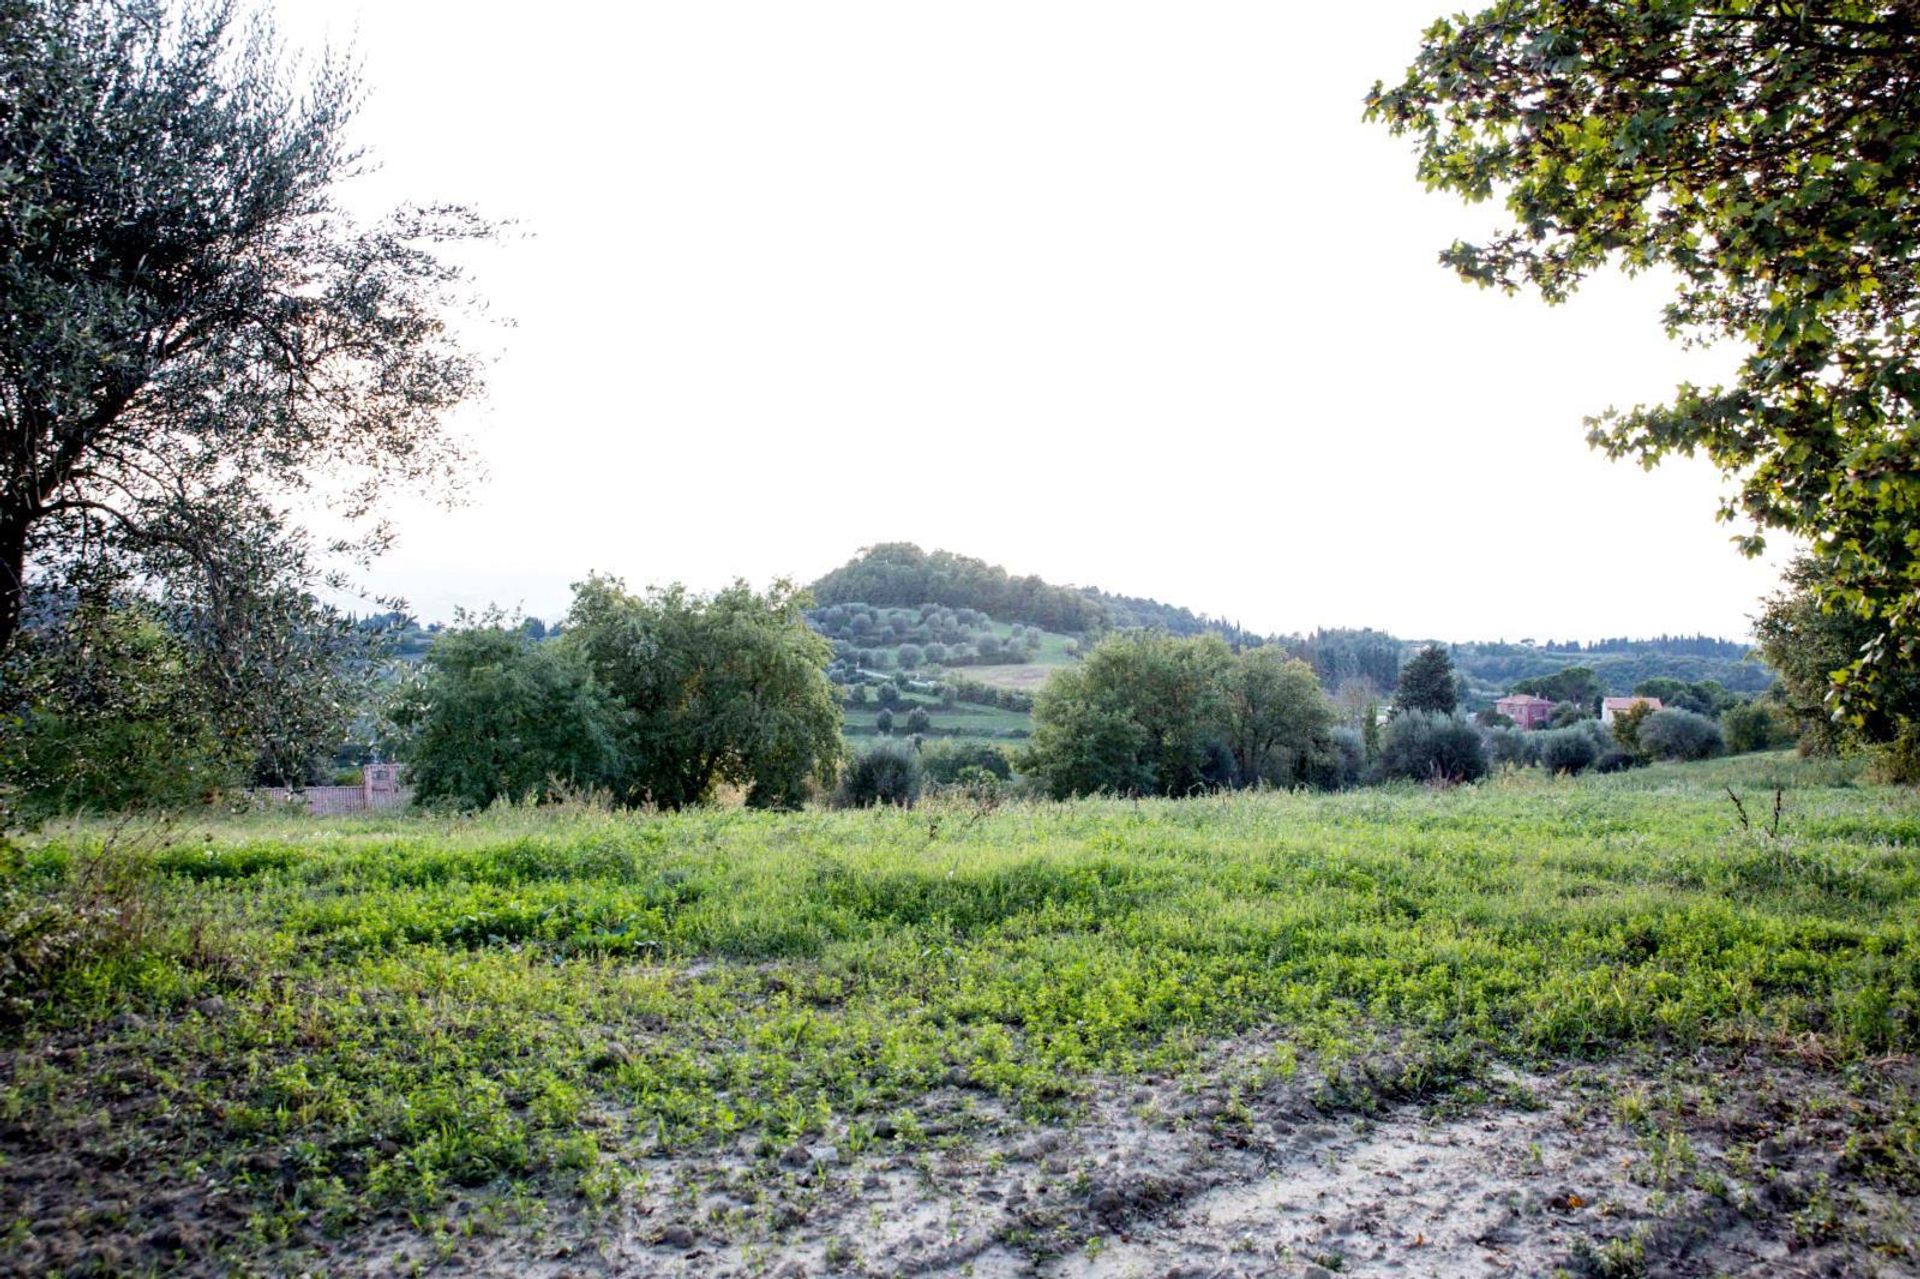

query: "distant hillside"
xmin=809 ymin=544 xmax=1108 ymax=635
xmin=807 ymin=544 xmax=1773 ymax=711
xmin=810 ymin=544 xmax=1259 ymax=642
xmin=1447 ymin=638 xmax=1773 ymax=701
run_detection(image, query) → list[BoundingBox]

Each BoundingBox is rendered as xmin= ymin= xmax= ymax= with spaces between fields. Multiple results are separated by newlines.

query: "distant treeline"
xmin=1448 ymin=643 xmax=1772 ymax=696
xmin=805 ymin=546 xmax=1771 ymax=699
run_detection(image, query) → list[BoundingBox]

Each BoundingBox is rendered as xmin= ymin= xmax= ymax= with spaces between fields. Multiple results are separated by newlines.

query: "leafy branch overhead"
xmin=1367 ymin=0 xmax=1920 ymax=718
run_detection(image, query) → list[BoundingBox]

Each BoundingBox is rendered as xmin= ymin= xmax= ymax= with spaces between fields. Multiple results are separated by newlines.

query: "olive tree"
xmin=0 ymin=0 xmax=496 ymax=655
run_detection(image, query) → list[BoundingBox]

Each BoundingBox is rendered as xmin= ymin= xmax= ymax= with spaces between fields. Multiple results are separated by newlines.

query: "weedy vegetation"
xmin=0 ymin=752 xmax=1916 ymax=1272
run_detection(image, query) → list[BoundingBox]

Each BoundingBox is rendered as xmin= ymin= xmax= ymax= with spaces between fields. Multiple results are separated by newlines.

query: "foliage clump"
xmin=392 ymin=579 xmax=842 ymax=810
xmin=1537 ymin=723 xmax=1604 ymax=776
xmin=834 ymin=743 xmax=923 ymax=808
xmin=389 ymin=626 xmax=623 ymax=809
xmin=1378 ymin=711 xmax=1488 ymax=783
xmin=1638 ymin=709 xmax=1725 ymax=763
xmin=1022 ymin=633 xmax=1335 ymax=798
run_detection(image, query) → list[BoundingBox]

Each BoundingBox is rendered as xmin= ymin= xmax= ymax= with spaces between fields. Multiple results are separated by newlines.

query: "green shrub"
xmin=1721 ymin=700 xmax=1795 ymax=754
xmin=1538 ymin=725 xmax=1601 ymax=775
xmin=1593 ymin=748 xmax=1643 ymax=773
xmin=1639 ymin=708 xmax=1725 ymax=761
xmin=919 ymin=741 xmax=1012 ymax=785
xmin=1380 ymin=712 xmax=1487 ymax=782
xmin=834 ymin=743 xmax=923 ymax=808
xmin=1311 ymin=727 xmax=1367 ymax=789
xmin=389 ymin=627 xmax=624 ymax=810
xmin=1483 ymin=726 xmax=1539 ymax=769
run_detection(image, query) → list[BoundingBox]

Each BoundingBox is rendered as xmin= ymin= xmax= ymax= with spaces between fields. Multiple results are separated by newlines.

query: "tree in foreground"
xmin=566 ymin=577 xmax=842 ymax=808
xmin=0 ymin=600 xmax=230 ymax=813
xmin=0 ymin=0 xmax=495 ymax=655
xmin=1394 ymin=644 xmax=1458 ymax=715
xmin=1023 ymin=633 xmax=1231 ymax=798
xmin=1370 ymin=3 xmax=1920 ymax=720
xmin=1721 ymin=699 xmax=1795 ymax=756
xmin=388 ymin=625 xmax=624 ymax=809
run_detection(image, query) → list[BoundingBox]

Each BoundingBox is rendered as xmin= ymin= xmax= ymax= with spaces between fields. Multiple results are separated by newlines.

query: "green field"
xmin=842 ymin=699 xmax=1033 ymax=742
xmin=3 ymin=754 xmax=1918 ymax=1274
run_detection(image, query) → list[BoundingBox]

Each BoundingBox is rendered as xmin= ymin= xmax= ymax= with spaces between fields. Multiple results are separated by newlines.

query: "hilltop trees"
xmin=810 ymin=544 xmax=1107 ymax=634
xmin=1369 ymin=2 xmax=1920 ymax=721
xmin=1394 ymin=645 xmax=1458 ymax=715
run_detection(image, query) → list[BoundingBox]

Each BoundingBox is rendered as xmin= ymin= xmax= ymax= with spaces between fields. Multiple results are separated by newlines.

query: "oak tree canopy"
xmin=1369 ymin=1 xmax=1920 ymax=719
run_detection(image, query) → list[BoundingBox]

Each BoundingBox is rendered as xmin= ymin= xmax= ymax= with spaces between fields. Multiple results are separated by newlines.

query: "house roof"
xmin=1603 ymin=696 xmax=1664 ymax=710
xmin=1495 ymin=694 xmax=1555 ymax=706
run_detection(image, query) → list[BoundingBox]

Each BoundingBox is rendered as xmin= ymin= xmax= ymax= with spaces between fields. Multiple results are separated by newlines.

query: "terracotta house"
xmin=1601 ymin=696 xmax=1664 ymax=727
xmin=1494 ymin=693 xmax=1556 ymax=730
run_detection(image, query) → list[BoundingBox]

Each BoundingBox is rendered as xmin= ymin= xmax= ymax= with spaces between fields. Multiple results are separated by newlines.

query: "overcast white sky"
xmin=274 ymin=0 xmax=1793 ymax=642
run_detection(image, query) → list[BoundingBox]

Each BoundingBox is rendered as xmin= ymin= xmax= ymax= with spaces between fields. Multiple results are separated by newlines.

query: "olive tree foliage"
xmin=0 ymin=599 xmax=231 ymax=813
xmin=386 ymin=623 xmax=623 ymax=810
xmin=1638 ymin=707 xmax=1726 ymax=761
xmin=833 ymin=742 xmax=923 ymax=809
xmin=0 ymin=0 xmax=495 ymax=656
xmin=1379 ymin=711 xmax=1489 ymax=783
xmin=1756 ymin=556 xmax=1920 ymax=777
xmin=1369 ymin=2 xmax=1920 ymax=719
xmin=565 ymin=577 xmax=843 ymax=809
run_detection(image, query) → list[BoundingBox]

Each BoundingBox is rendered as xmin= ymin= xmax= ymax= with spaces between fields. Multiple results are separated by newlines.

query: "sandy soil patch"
xmin=271 ymin=1044 xmax=1920 ymax=1279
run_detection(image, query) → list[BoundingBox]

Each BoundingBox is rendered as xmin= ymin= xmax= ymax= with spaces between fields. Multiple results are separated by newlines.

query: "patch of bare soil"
xmin=274 ymin=1043 xmax=1919 ymax=1279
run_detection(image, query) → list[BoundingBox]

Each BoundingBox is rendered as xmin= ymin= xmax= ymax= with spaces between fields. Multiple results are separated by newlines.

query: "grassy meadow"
xmin=3 ymin=752 xmax=1918 ymax=1272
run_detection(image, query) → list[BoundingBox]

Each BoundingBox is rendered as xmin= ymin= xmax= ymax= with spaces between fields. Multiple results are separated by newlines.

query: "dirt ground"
xmin=246 ymin=1042 xmax=1919 ymax=1279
